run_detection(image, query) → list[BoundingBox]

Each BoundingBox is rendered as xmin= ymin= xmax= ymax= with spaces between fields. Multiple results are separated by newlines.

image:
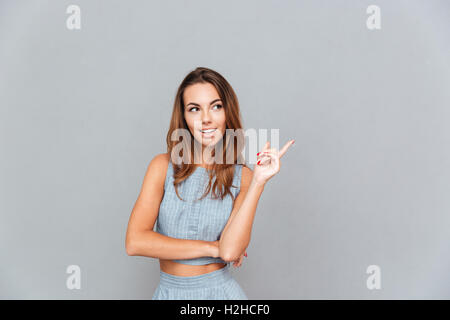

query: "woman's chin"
xmin=195 ymin=137 xmax=218 ymax=148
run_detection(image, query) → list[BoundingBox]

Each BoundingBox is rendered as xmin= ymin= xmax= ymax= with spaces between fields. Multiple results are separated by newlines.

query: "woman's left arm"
xmin=219 ymin=139 xmax=295 ymax=262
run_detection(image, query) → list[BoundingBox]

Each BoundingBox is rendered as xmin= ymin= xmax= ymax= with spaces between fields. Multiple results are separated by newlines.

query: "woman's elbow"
xmin=219 ymin=240 xmax=248 ymax=262
xmin=126 ymin=241 xmax=137 ymax=256
xmin=220 ymin=249 xmax=239 ymax=262
xmin=125 ymin=233 xmax=139 ymax=256
xmin=221 ymin=254 xmax=236 ymax=263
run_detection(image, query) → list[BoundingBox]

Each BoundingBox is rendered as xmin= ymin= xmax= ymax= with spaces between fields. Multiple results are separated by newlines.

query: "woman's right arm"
xmin=125 ymin=153 xmax=218 ymax=259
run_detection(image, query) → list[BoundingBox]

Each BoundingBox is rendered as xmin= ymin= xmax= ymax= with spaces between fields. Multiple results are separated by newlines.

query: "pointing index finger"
xmin=279 ymin=139 xmax=295 ymax=158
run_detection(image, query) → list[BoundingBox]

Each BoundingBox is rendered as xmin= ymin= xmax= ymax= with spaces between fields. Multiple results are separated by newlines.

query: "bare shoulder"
xmin=143 ymin=152 xmax=170 ymax=188
xmin=150 ymin=152 xmax=170 ymax=170
xmin=240 ymin=164 xmax=253 ymax=190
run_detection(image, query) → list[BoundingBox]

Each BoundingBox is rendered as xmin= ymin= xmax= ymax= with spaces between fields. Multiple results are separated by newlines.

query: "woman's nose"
xmin=201 ymin=110 xmax=211 ymax=121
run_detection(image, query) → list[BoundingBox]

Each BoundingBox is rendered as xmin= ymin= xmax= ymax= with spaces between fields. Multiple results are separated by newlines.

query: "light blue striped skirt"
xmin=152 ymin=264 xmax=248 ymax=300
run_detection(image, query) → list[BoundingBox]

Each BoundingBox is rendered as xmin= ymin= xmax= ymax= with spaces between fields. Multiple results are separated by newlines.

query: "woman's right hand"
xmin=252 ymin=140 xmax=295 ymax=185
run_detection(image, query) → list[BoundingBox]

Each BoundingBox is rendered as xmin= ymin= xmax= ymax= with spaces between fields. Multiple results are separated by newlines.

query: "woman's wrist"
xmin=250 ymin=176 xmax=266 ymax=189
xmin=205 ymin=240 xmax=220 ymax=258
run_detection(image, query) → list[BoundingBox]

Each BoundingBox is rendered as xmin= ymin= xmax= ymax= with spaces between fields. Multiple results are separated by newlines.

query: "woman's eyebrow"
xmin=186 ymin=99 xmax=222 ymax=107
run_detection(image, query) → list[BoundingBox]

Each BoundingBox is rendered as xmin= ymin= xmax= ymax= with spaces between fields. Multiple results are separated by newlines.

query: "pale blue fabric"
xmin=155 ymin=161 xmax=243 ymax=265
xmin=152 ymin=264 xmax=248 ymax=300
xmin=153 ymin=161 xmax=247 ymax=300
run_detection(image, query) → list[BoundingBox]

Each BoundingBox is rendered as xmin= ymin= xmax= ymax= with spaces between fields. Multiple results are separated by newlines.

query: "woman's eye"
xmin=188 ymin=105 xmax=222 ymax=112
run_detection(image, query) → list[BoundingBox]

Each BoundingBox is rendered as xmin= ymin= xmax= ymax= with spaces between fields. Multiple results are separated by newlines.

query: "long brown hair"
xmin=166 ymin=67 xmax=246 ymax=203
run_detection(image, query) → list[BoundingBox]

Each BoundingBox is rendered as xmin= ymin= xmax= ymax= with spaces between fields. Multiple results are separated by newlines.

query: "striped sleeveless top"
xmin=155 ymin=161 xmax=244 ymax=265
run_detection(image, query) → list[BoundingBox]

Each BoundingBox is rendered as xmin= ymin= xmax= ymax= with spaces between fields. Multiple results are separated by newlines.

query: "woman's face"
xmin=183 ymin=82 xmax=226 ymax=150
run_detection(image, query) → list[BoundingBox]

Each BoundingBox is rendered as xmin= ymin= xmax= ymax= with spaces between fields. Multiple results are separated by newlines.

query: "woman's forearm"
xmin=126 ymin=230 xmax=215 ymax=259
xmin=219 ymin=178 xmax=265 ymax=261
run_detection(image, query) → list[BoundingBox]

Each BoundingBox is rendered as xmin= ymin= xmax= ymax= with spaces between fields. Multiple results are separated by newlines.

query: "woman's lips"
xmin=200 ymin=128 xmax=217 ymax=138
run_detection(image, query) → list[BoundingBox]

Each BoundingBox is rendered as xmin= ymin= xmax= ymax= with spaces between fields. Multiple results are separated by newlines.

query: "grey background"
xmin=1 ymin=0 xmax=449 ymax=299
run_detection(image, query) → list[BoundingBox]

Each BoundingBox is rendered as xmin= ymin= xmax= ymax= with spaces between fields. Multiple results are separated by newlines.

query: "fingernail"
xmin=245 ymin=253 xmax=247 ymax=257
xmin=257 ymin=152 xmax=260 ymax=156
xmin=257 ymin=160 xmax=260 ymax=165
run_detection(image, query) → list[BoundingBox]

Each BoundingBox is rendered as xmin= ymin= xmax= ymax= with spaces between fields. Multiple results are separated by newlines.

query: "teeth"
xmin=201 ymin=128 xmax=216 ymax=133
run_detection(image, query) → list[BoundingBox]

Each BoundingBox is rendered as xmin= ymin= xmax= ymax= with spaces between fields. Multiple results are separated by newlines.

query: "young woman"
xmin=125 ymin=67 xmax=294 ymax=300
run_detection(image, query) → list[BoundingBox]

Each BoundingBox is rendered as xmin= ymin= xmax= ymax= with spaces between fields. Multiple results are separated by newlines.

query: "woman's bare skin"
xmin=159 ymin=260 xmax=227 ymax=276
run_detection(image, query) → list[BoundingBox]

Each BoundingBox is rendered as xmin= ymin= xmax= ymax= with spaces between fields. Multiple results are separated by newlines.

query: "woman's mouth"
xmin=200 ymin=128 xmax=217 ymax=138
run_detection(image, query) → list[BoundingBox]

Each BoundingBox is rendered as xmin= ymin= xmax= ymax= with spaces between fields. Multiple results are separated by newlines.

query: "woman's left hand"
xmin=232 ymin=249 xmax=247 ymax=268
xmin=252 ymin=139 xmax=295 ymax=185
